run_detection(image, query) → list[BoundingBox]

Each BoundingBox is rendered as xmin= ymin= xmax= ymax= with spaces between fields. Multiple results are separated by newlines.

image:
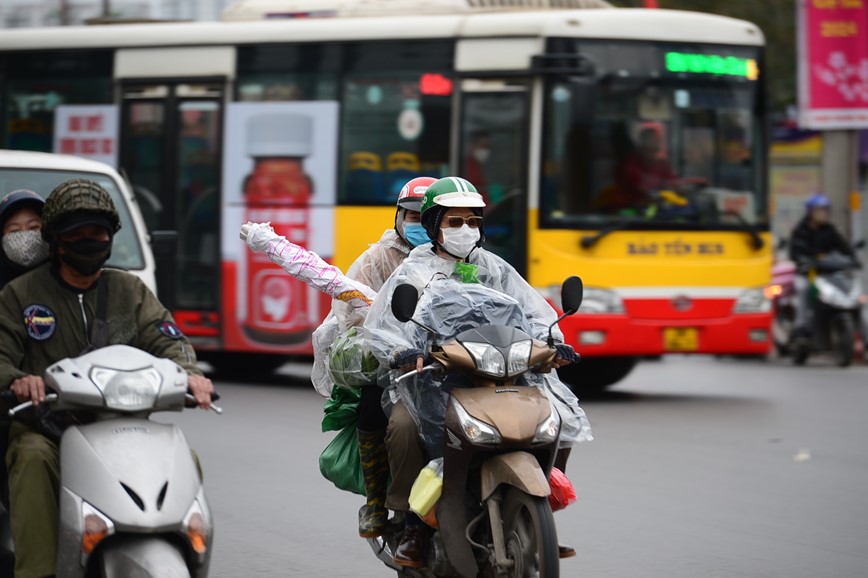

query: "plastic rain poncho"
xmin=311 ymin=229 xmax=413 ymax=395
xmin=363 ymin=245 xmax=592 ymax=454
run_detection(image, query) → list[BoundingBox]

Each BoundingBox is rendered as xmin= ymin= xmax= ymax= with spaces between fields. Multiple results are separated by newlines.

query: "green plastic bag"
xmin=319 ymin=386 xmax=364 ymax=495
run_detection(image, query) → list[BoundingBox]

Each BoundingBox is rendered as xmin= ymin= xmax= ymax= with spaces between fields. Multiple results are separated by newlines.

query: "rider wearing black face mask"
xmin=0 ymin=179 xmax=215 ymax=578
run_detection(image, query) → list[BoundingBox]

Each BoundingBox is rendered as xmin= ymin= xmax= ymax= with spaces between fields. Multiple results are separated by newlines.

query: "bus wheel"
xmin=558 ymin=356 xmax=639 ymax=396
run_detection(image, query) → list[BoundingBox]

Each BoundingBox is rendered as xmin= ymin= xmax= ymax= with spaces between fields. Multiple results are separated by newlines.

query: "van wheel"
xmin=499 ymin=487 xmax=559 ymax=578
xmin=558 ymin=356 xmax=638 ymax=395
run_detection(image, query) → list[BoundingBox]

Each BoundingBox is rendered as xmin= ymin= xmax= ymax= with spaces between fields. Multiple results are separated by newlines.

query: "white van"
xmin=0 ymin=149 xmax=157 ymax=293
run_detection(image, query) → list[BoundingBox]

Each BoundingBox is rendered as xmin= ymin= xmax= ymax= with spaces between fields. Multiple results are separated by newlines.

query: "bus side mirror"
xmin=391 ymin=284 xmax=419 ymax=323
xmin=561 ymin=276 xmax=584 ymax=316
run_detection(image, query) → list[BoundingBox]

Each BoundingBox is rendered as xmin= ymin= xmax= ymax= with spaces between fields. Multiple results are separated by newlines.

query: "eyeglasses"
xmin=443 ymin=216 xmax=484 ymax=229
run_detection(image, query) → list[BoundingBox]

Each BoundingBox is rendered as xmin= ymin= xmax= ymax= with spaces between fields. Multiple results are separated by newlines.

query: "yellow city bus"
xmin=0 ymin=0 xmax=772 ymax=387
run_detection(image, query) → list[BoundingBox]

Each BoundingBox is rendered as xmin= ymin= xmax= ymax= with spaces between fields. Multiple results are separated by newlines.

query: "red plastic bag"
xmin=548 ymin=467 xmax=577 ymax=512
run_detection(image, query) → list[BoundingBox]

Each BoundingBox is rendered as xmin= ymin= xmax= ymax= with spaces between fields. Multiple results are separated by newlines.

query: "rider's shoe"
xmin=559 ymin=544 xmax=577 ymax=558
xmin=358 ymin=429 xmax=389 ymax=538
xmin=393 ymin=523 xmax=426 ymax=568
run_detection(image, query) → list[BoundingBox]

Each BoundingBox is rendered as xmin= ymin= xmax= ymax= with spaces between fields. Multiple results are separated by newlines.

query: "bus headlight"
xmin=733 ymin=288 xmax=771 ymax=314
xmin=580 ymin=287 xmax=625 ymax=314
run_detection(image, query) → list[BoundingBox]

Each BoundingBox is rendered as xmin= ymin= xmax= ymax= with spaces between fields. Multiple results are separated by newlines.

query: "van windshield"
xmin=0 ymin=169 xmax=144 ymax=270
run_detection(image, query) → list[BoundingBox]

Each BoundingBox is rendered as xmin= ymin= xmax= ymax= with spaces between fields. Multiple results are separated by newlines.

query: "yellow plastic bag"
xmin=409 ymin=458 xmax=444 ymax=522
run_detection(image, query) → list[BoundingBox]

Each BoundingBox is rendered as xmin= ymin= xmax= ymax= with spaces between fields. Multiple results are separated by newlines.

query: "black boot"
xmin=358 ymin=429 xmax=389 ymax=537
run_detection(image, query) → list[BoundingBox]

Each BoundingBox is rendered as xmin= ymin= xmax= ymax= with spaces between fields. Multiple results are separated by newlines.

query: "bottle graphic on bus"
xmin=242 ymin=113 xmax=315 ymax=345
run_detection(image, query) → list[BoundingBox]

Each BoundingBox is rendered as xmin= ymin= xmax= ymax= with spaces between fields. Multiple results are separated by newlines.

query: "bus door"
xmin=456 ymin=78 xmax=530 ymax=274
xmin=119 ymin=81 xmax=224 ymax=343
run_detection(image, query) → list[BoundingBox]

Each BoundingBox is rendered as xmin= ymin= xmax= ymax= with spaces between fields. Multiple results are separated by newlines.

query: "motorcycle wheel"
xmin=832 ymin=314 xmax=855 ymax=368
xmin=499 ymin=487 xmax=559 ymax=578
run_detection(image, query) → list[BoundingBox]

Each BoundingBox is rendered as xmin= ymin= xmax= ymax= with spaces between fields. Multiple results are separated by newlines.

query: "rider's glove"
xmin=554 ymin=343 xmax=580 ymax=365
xmin=392 ymin=349 xmax=424 ymax=370
xmin=240 ymin=221 xmax=278 ymax=253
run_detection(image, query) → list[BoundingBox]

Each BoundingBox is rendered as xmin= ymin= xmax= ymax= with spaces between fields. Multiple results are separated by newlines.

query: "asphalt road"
xmin=160 ymin=356 xmax=868 ymax=578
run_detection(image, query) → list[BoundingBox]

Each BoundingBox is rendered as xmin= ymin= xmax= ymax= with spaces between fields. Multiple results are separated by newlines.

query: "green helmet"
xmin=419 ymin=177 xmax=486 ymax=215
xmin=42 ymin=179 xmax=121 ymax=242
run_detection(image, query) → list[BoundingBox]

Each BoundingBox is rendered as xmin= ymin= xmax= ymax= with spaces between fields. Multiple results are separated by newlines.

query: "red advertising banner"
xmin=798 ymin=0 xmax=868 ymax=129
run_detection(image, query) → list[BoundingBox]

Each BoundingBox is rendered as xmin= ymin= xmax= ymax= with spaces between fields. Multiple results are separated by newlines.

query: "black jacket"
xmin=789 ymin=218 xmax=853 ymax=264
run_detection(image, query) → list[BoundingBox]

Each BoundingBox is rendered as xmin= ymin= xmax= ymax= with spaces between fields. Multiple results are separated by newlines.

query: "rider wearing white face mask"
xmin=363 ymin=177 xmax=585 ymax=568
xmin=0 ymin=189 xmax=49 ymax=289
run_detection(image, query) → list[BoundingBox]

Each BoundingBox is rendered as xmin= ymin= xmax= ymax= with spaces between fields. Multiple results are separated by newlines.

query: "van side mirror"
xmin=561 ymin=276 xmax=584 ymax=315
xmin=391 ymin=284 xmax=419 ymax=323
xmin=150 ymin=230 xmax=178 ymax=257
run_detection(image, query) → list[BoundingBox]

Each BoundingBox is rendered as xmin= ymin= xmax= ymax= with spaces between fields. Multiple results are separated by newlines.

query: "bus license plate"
xmin=663 ymin=328 xmax=698 ymax=351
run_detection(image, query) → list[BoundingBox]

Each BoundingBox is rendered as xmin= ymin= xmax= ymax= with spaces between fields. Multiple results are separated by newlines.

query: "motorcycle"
xmin=366 ymin=276 xmax=584 ymax=578
xmin=768 ymin=260 xmax=797 ymax=356
xmin=0 ymin=345 xmax=219 ymax=578
xmin=791 ymin=252 xmax=863 ymax=367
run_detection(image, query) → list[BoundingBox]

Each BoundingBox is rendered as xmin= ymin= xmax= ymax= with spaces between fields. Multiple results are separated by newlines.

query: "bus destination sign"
xmin=665 ymin=52 xmax=759 ymax=81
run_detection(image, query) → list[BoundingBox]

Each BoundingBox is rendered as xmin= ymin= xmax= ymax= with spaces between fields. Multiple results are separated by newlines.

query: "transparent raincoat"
xmin=363 ymin=245 xmax=592 ymax=454
xmin=311 ymin=229 xmax=412 ymax=396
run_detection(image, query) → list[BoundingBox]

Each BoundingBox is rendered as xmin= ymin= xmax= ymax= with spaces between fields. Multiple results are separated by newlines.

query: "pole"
xmin=821 ymin=130 xmax=859 ymax=239
xmin=59 ymin=0 xmax=70 ymax=24
xmin=102 ymin=0 xmax=110 ymax=17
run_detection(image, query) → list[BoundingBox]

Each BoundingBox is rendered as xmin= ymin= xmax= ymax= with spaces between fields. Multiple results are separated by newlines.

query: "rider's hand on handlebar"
xmin=394 ymin=349 xmax=424 ymax=374
xmin=10 ymin=375 xmax=46 ymax=405
xmin=187 ymin=374 xmax=214 ymax=410
xmin=552 ymin=343 xmax=580 ymax=368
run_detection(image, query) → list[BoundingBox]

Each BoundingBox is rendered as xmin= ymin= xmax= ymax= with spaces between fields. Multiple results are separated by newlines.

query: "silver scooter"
xmin=1 ymin=344 xmax=219 ymax=577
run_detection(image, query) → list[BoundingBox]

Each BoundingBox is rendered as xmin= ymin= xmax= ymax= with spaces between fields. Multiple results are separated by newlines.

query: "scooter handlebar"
xmin=185 ymin=393 xmax=224 ymax=415
xmin=8 ymin=393 xmax=58 ymax=417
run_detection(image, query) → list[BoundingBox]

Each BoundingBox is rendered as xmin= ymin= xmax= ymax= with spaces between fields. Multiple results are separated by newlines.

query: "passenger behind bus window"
xmin=463 ymin=130 xmax=492 ymax=204
xmin=606 ymin=126 xmax=676 ymax=213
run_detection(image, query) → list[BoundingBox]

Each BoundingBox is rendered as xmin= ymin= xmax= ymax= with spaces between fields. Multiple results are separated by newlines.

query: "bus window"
xmin=459 ymin=86 xmax=529 ymax=270
xmin=339 ymin=41 xmax=453 ymax=205
xmin=540 ymin=41 xmax=766 ymax=230
xmin=236 ymin=44 xmax=340 ymax=102
xmin=1 ymin=50 xmax=113 ymax=152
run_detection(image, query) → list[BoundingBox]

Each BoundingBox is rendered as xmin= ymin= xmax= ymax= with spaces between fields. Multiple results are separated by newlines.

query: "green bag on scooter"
xmin=319 ymin=386 xmax=365 ymax=496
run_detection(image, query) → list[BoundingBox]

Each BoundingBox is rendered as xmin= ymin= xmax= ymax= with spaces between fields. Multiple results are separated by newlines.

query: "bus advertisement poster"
xmin=53 ymin=105 xmax=119 ymax=167
xmin=221 ymin=101 xmax=340 ymax=352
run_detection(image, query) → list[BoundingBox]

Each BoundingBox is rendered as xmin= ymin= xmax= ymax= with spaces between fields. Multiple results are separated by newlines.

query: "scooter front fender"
xmin=99 ymin=535 xmax=190 ymax=578
xmin=481 ymin=451 xmax=550 ymax=502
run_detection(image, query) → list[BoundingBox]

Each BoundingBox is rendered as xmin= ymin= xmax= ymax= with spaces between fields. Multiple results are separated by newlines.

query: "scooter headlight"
xmin=507 ymin=339 xmax=533 ymax=376
xmin=533 ymin=405 xmax=561 ymax=444
xmin=91 ymin=367 xmax=162 ymax=411
xmin=452 ymin=398 xmax=502 ymax=445
xmin=462 ymin=342 xmax=506 ymax=377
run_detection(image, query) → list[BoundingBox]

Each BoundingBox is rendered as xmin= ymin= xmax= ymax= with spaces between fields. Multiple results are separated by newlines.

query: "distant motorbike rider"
xmin=0 ymin=179 xmax=214 ymax=578
xmin=311 ymin=176 xmax=435 ymax=539
xmin=362 ymin=176 xmax=590 ymax=568
xmin=788 ymin=193 xmax=856 ymax=337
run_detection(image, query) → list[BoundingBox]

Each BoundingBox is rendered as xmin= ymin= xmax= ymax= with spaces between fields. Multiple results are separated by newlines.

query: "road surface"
xmin=162 ymin=356 xmax=868 ymax=577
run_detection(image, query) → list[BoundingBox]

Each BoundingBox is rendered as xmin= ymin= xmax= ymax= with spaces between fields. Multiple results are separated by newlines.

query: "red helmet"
xmin=396 ymin=176 xmax=437 ymax=212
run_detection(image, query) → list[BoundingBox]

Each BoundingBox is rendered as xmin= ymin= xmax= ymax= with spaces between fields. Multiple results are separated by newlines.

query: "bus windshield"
xmin=0 ymin=169 xmax=144 ymax=270
xmin=541 ymin=42 xmax=766 ymax=231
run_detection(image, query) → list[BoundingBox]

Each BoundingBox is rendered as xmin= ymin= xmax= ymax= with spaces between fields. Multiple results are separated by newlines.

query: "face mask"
xmin=2 ymin=230 xmax=49 ymax=268
xmin=440 ymin=224 xmax=481 ymax=259
xmin=58 ymin=238 xmax=112 ymax=276
xmin=402 ymin=223 xmax=430 ymax=247
xmin=473 ymin=148 xmax=491 ymax=164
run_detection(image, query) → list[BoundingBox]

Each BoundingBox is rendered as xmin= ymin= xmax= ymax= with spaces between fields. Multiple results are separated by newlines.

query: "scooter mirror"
xmin=854 ymin=239 xmax=866 ymax=250
xmin=561 ymin=276 xmax=584 ymax=315
xmin=391 ymin=284 xmax=420 ymax=323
